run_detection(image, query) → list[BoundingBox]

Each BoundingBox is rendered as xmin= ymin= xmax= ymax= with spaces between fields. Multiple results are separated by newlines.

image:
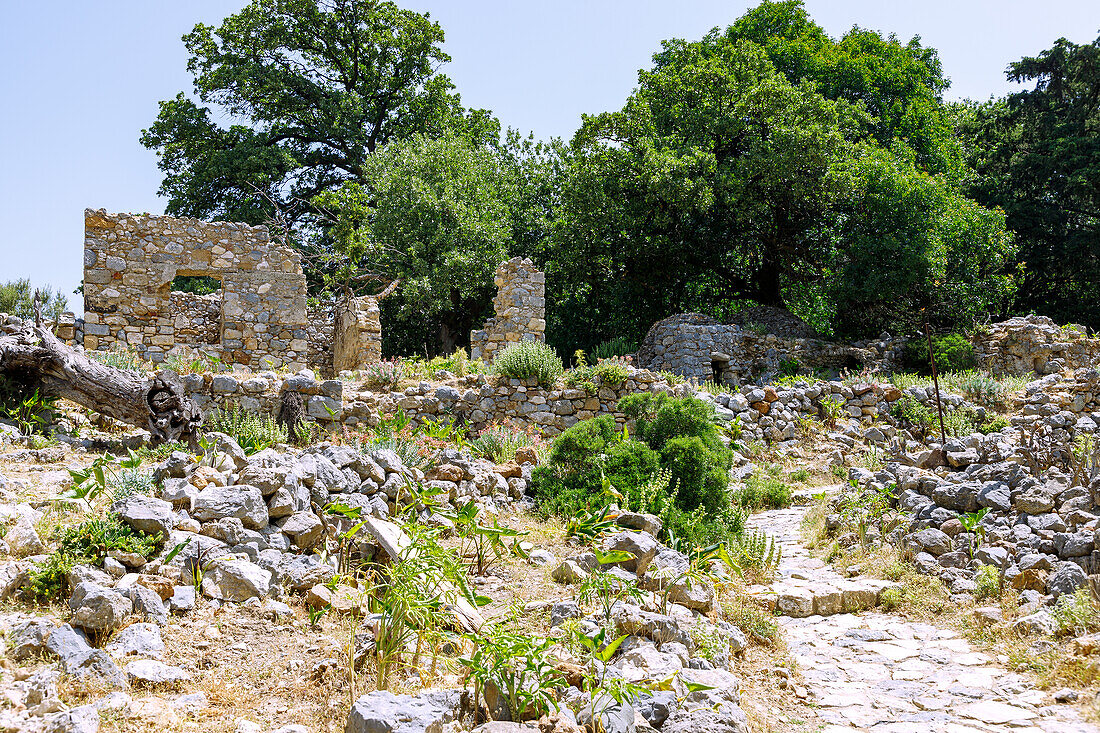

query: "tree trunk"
xmin=0 ymin=317 xmax=203 ymax=447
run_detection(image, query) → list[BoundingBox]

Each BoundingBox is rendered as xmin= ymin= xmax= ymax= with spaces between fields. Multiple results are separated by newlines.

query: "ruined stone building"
xmin=72 ymin=210 xmax=387 ymax=375
xmin=67 ymin=211 xmax=544 ymax=376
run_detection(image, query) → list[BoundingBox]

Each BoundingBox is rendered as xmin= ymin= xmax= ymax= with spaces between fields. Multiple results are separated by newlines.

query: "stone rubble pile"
xmin=0 ymin=433 xmax=536 ymax=732
xmin=973 ymin=314 xmax=1100 ymax=376
xmin=343 ymin=513 xmax=752 ymax=733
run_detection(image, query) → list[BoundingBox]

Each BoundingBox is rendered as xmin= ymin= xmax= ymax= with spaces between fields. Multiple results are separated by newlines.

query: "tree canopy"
xmin=141 ymin=0 xmax=496 ymax=225
xmin=143 ymin=0 xmax=1100 ymax=356
xmin=961 ymin=36 xmax=1100 ymax=328
xmin=545 ymin=3 xmax=1014 ymax=352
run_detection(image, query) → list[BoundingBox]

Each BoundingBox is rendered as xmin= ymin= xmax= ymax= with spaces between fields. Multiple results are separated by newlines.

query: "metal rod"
xmin=924 ymin=318 xmax=947 ymax=445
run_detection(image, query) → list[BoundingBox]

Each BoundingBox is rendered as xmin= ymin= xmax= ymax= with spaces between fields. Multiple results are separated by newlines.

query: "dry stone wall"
xmin=333 ymin=295 xmax=382 ymax=373
xmin=82 ymin=209 xmax=311 ymax=371
xmin=635 ymin=313 xmax=904 ymax=383
xmin=470 ymin=258 xmax=545 ymax=363
xmin=972 ymin=315 xmax=1100 ymax=376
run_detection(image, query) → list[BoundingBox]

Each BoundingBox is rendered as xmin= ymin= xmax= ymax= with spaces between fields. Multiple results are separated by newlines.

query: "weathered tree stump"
xmin=0 ymin=316 xmax=202 ymax=447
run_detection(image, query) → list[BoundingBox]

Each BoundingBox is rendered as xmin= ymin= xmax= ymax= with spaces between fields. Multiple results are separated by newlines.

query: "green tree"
xmin=550 ymin=37 xmax=859 ymax=351
xmin=546 ymin=3 xmax=1014 ymax=350
xmin=961 ymin=36 xmax=1100 ymax=327
xmin=0 ymin=280 xmax=67 ymax=321
xmin=829 ymin=148 xmax=1016 ymax=336
xmin=141 ymin=0 xmax=496 ymax=225
xmin=316 ymin=132 xmax=544 ymax=353
xmin=725 ymin=0 xmax=962 ymax=178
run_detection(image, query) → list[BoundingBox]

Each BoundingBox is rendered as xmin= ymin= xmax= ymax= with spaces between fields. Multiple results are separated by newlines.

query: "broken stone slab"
xmin=68 ymin=583 xmax=132 ymax=633
xmin=191 ymin=484 xmax=268 ymax=529
xmin=200 ymin=557 xmax=271 ymax=602
xmin=113 ymin=494 xmax=173 ymax=538
xmin=345 ymin=688 xmax=467 ymax=733
xmin=106 ymin=622 xmax=164 ymax=660
xmin=125 ymin=659 xmax=191 ymax=687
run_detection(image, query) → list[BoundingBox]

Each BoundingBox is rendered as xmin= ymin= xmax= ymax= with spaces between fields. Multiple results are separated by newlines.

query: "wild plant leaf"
xmin=593 ymin=549 xmax=634 ymax=565
xmin=163 ymin=538 xmax=191 ymax=564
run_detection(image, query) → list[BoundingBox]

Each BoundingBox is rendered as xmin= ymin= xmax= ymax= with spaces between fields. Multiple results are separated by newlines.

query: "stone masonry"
xmin=972 ymin=314 xmax=1100 ymax=376
xmin=334 ymin=294 xmax=383 ymax=373
xmin=82 ymin=209 xmax=310 ymax=371
xmin=635 ymin=313 xmax=904 ymax=383
xmin=470 ymin=258 xmax=545 ymax=363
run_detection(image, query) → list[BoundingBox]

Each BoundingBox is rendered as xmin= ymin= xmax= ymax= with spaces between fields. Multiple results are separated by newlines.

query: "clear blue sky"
xmin=2 ymin=1 xmax=1098 ymax=309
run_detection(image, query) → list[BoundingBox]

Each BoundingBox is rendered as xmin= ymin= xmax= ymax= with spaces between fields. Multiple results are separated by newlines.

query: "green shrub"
xmin=531 ymin=416 xmax=659 ymax=515
xmin=904 ymin=332 xmax=976 ymax=373
xmin=890 ymin=395 xmax=933 ymax=430
xmin=206 ymin=400 xmax=288 ymax=454
xmin=733 ymin=467 xmax=792 ymax=510
xmin=975 ymin=563 xmax=1000 ymax=600
xmin=1052 ymin=588 xmax=1100 ymax=636
xmin=619 ymin=393 xmax=734 ymax=513
xmin=491 ymin=341 xmax=563 ymax=386
xmin=661 ymin=436 xmax=730 ymax=515
xmin=27 ymin=515 xmax=162 ymax=601
xmin=0 ymin=374 xmax=57 ymax=436
xmin=778 ymin=357 xmax=800 ymax=377
xmin=563 ymin=356 xmax=630 ymax=394
xmin=589 ymin=336 xmax=637 ymax=361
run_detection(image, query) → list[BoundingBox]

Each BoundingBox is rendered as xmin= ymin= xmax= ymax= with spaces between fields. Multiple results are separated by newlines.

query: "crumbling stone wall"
xmin=635 ymin=313 xmax=904 ymax=383
xmin=305 ymin=304 xmax=336 ymax=377
xmin=973 ymin=315 xmax=1100 ymax=376
xmin=333 ymin=291 xmax=388 ymax=373
xmin=169 ymin=291 xmax=220 ymax=345
xmin=470 ymin=258 xmax=545 ymax=363
xmin=82 ymin=209 xmax=321 ymax=372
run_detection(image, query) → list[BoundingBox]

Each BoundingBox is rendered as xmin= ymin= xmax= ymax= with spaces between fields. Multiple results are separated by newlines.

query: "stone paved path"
xmin=746 ymin=496 xmax=1099 ymax=732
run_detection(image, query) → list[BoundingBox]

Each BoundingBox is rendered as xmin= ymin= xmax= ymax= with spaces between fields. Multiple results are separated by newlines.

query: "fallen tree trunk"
xmin=0 ymin=316 xmax=202 ymax=447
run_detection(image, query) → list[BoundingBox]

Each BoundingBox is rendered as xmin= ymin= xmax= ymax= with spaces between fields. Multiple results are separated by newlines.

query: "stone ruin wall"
xmin=972 ymin=315 xmax=1100 ymax=376
xmin=635 ymin=313 xmax=905 ymax=383
xmin=470 ymin=258 xmax=545 ymax=363
xmin=81 ymin=209 xmax=315 ymax=372
xmin=333 ymin=294 xmax=383 ymax=373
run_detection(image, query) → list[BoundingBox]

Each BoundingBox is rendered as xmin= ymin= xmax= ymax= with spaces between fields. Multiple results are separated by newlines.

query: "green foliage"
xmin=532 ymin=416 xmax=659 ymax=516
xmin=170 ymin=275 xmax=220 ymax=295
xmin=449 ymin=501 xmax=527 ymax=576
xmin=0 ymin=376 xmax=57 ymax=437
xmin=777 ymin=358 xmax=800 ymax=377
xmin=564 ymin=503 xmax=619 ymax=545
xmin=362 ymin=358 xmax=406 ymax=391
xmin=491 ymin=341 xmax=564 ymax=386
xmin=468 ymin=422 xmax=541 ymax=464
xmin=365 ymin=524 xmax=476 ymax=690
xmin=27 ymin=516 xmax=161 ymax=601
xmin=87 ymin=344 xmax=150 ymax=372
xmin=589 ymin=337 xmax=637 ymax=361
xmin=620 ymin=393 xmax=734 ymax=515
xmin=577 ymin=553 xmax=646 ymax=624
xmin=316 ymin=133 xmax=521 ymax=352
xmin=205 ymin=401 xmax=288 ymax=454
xmin=974 ymin=563 xmax=1000 ymax=600
xmin=728 ymin=529 xmax=782 ymax=577
xmin=68 ymin=450 xmax=145 ymax=507
xmin=722 ymin=596 xmax=779 ymax=644
xmin=0 ymin=278 xmax=67 ymax=321
xmin=960 ymin=36 xmax=1100 ymax=329
xmin=732 ymin=466 xmax=792 ymax=511
xmin=141 ymin=0 xmax=492 ymax=225
xmin=403 ymin=349 xmax=486 ymax=381
xmin=463 ymin=621 xmax=564 ymax=722
xmin=563 ymin=356 xmax=631 ymax=395
xmin=818 ymin=395 xmax=845 ymax=427
xmin=1052 ymin=588 xmax=1100 ymax=637
xmin=890 ymin=395 xmax=933 ymax=431
xmin=904 ymin=332 xmax=976 ymax=373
